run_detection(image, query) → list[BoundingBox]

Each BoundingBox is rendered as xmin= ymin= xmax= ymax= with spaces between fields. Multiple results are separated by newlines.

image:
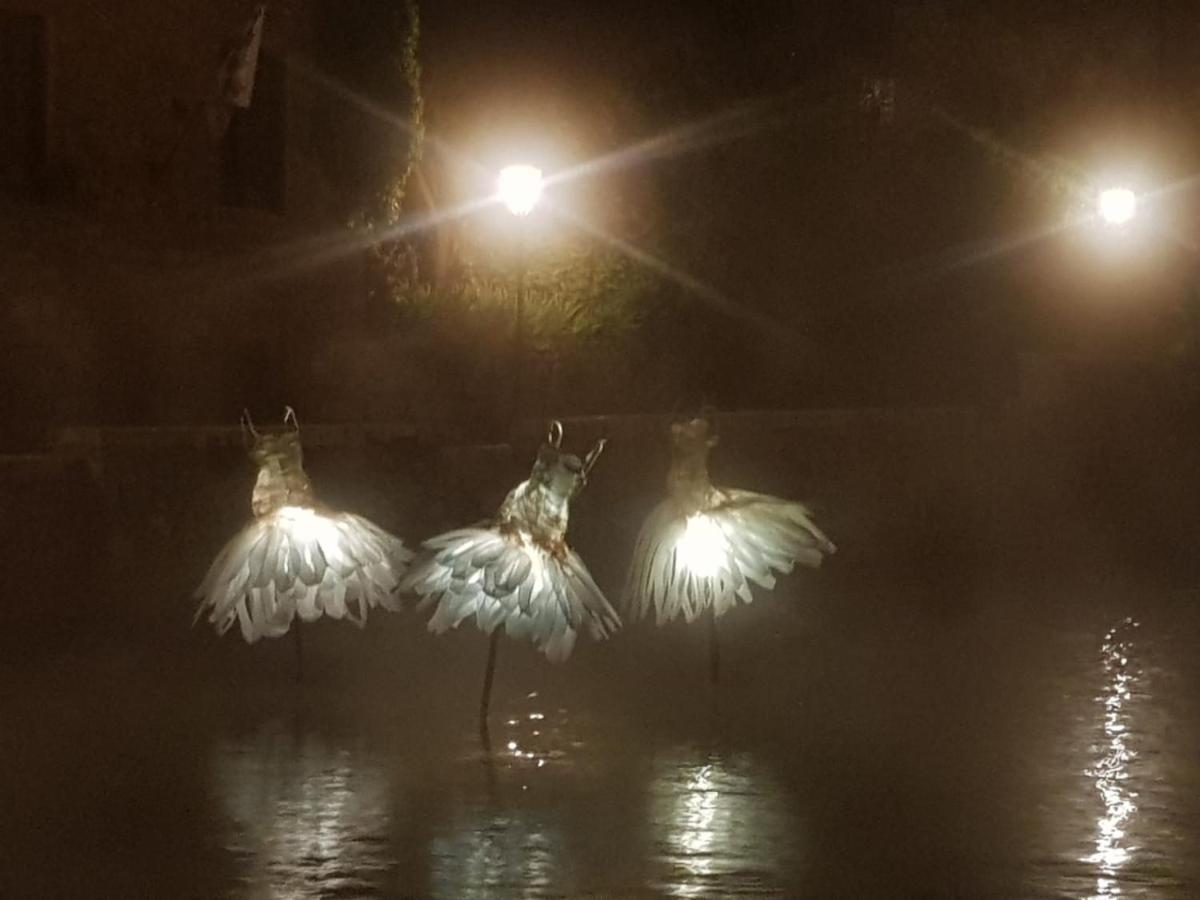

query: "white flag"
xmin=218 ymin=4 xmax=266 ymax=109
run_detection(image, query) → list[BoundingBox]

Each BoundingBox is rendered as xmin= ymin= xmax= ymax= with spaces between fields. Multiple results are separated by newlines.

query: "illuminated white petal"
xmin=195 ymin=506 xmax=409 ymax=642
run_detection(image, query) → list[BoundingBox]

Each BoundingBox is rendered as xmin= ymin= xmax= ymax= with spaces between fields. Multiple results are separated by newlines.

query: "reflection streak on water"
xmin=650 ymin=750 xmax=799 ymax=897
xmin=1085 ymin=619 xmax=1140 ymax=899
xmin=430 ymin=694 xmax=573 ymax=899
xmin=494 ymin=692 xmax=576 ymax=773
xmin=212 ymin=722 xmax=391 ymax=899
xmin=428 ymin=806 xmax=563 ymax=900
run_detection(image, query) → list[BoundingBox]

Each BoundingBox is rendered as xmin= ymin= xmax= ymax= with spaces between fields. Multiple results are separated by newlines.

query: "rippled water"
xmin=1024 ymin=607 xmax=1200 ymax=900
xmin=6 ymin=589 xmax=1200 ymax=897
xmin=202 ymin=697 xmax=803 ymax=899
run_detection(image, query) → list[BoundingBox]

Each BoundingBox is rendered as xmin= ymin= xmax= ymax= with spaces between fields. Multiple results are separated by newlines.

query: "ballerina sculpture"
xmin=623 ymin=414 xmax=836 ymax=682
xmin=401 ymin=421 xmax=619 ymax=728
xmin=194 ymin=408 xmax=410 ymax=668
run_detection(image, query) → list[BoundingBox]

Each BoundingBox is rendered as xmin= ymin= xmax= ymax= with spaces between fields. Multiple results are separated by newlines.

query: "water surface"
xmin=5 ymin=586 xmax=1200 ymax=897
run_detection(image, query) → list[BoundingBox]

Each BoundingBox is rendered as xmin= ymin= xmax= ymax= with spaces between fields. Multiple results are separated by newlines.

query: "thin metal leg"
xmin=293 ymin=623 xmax=305 ymax=684
xmin=479 ymin=628 xmax=502 ymax=746
xmin=708 ymin=607 xmax=720 ymax=687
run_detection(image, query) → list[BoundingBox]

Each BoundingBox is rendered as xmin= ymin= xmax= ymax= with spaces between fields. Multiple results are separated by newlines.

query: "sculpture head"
xmin=665 ymin=411 xmax=719 ymax=514
xmin=670 ymin=414 xmax=718 ymax=462
xmin=531 ymin=420 xmax=606 ymax=501
xmin=242 ymin=407 xmax=303 ymax=472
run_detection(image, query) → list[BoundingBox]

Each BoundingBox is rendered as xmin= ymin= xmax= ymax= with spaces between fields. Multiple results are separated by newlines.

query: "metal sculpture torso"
xmin=624 ymin=413 xmax=836 ymax=625
xmin=498 ymin=430 xmax=599 ymax=556
xmin=249 ymin=426 xmax=316 ymax=517
xmin=401 ymin=421 xmax=618 ymax=662
xmin=666 ymin=417 xmax=720 ymax=517
xmin=194 ymin=408 xmax=408 ymax=643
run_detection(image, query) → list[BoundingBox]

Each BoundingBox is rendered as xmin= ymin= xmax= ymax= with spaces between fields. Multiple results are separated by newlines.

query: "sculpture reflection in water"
xmin=624 ymin=415 xmax=835 ymax=682
xmin=428 ymin=690 xmax=587 ymax=897
xmin=1085 ymin=618 xmax=1141 ymax=899
xmin=648 ymin=749 xmax=801 ymax=897
xmin=194 ymin=408 xmax=410 ymax=675
xmin=427 ymin=801 xmax=566 ymax=900
xmin=212 ymin=721 xmax=394 ymax=899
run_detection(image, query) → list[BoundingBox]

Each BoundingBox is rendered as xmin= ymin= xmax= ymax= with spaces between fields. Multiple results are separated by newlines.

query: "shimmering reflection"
xmin=648 ymin=749 xmax=801 ymax=897
xmin=427 ymin=803 xmax=566 ymax=899
xmin=494 ymin=691 xmax=582 ymax=772
xmin=212 ymin=720 xmax=392 ymax=898
xmin=430 ymin=694 xmax=584 ymax=898
xmin=1085 ymin=619 xmax=1141 ymax=898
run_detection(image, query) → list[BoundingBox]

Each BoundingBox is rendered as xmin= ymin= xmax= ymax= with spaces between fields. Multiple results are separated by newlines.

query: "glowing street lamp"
xmin=1097 ymin=187 xmax=1137 ymax=227
xmin=497 ymin=163 xmax=544 ymax=216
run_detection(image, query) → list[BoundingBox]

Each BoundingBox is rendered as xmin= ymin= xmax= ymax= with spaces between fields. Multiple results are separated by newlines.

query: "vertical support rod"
xmin=708 ymin=606 xmax=720 ymax=687
xmin=480 ymin=627 xmax=503 ymax=744
xmin=510 ymin=245 xmax=527 ymax=427
xmin=293 ymin=622 xmax=305 ymax=684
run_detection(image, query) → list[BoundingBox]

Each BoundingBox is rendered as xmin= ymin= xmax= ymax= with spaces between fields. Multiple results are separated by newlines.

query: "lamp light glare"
xmin=1098 ymin=187 xmax=1137 ymax=226
xmin=677 ymin=514 xmax=725 ymax=577
xmin=276 ymin=505 xmax=338 ymax=544
xmin=497 ymin=164 xmax=544 ymax=216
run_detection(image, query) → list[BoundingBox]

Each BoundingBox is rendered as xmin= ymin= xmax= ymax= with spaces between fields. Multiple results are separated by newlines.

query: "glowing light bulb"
xmin=497 ymin=164 xmax=543 ymax=216
xmin=677 ymin=514 xmax=725 ymax=577
xmin=276 ymin=506 xmax=338 ymax=544
xmin=1097 ymin=187 xmax=1137 ymax=226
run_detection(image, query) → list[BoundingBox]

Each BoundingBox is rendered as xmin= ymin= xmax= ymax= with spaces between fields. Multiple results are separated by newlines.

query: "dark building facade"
xmin=0 ymin=1 xmax=372 ymax=447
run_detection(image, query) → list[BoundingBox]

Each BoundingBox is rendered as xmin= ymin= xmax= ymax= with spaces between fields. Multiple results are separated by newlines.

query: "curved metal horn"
xmin=240 ymin=409 xmax=260 ymax=449
xmin=698 ymin=402 xmax=719 ymax=444
xmin=547 ymin=420 xmax=564 ymax=448
xmin=582 ymin=437 xmax=607 ymax=479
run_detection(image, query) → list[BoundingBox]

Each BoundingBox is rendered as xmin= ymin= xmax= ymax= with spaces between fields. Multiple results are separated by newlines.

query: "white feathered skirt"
xmin=624 ymin=489 xmax=835 ymax=626
xmin=195 ymin=506 xmax=411 ymax=643
xmin=401 ymin=527 xmax=620 ymax=662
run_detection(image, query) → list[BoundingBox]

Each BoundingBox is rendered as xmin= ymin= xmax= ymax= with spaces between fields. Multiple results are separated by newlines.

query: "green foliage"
xmin=370 ymin=0 xmax=423 ymax=227
xmin=308 ymin=1 xmax=661 ymax=355
xmin=314 ymin=0 xmax=424 ymax=226
xmin=312 ymin=0 xmax=425 ymax=307
xmin=397 ymin=241 xmax=659 ymax=349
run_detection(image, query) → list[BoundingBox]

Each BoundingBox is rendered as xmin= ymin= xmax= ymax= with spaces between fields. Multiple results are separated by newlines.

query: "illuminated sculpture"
xmin=623 ymin=415 xmax=835 ymax=678
xmin=401 ymin=421 xmax=619 ymax=726
xmin=194 ymin=408 xmax=410 ymax=646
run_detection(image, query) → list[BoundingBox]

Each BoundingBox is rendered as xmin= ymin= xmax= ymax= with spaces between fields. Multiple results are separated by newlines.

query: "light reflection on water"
xmin=1086 ymin=619 xmax=1140 ymax=898
xmin=494 ymin=691 xmax=580 ymax=771
xmin=424 ymin=694 xmax=580 ymax=899
xmin=175 ymin=602 xmax=1200 ymax=898
xmin=648 ymin=749 xmax=801 ymax=897
xmin=212 ymin=720 xmax=393 ymax=898
xmin=427 ymin=802 xmax=566 ymax=899
xmin=1032 ymin=610 xmax=1197 ymax=899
